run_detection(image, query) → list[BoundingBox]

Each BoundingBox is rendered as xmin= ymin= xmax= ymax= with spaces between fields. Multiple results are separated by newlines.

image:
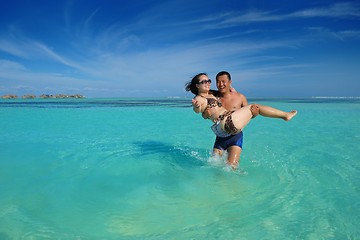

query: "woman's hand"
xmin=192 ymin=99 xmax=200 ymax=108
xmin=192 ymin=98 xmax=203 ymax=113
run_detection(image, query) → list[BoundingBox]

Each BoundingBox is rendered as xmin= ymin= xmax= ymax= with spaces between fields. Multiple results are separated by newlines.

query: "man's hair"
xmin=216 ymin=71 xmax=231 ymax=80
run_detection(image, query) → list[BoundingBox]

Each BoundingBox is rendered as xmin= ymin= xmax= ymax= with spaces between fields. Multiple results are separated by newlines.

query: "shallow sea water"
xmin=0 ymin=98 xmax=359 ymax=239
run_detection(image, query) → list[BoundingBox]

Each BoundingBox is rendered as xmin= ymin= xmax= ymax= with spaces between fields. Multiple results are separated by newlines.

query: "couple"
xmin=185 ymin=71 xmax=297 ymax=169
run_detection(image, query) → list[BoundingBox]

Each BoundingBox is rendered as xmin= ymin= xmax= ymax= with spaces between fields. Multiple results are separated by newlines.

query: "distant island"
xmin=1 ymin=94 xmax=85 ymax=99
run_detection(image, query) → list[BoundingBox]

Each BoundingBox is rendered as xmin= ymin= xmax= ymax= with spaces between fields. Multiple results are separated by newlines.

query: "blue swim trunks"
xmin=213 ymin=131 xmax=243 ymax=150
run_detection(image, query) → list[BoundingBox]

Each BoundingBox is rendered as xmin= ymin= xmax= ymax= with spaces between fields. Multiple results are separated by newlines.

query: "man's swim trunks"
xmin=213 ymin=131 xmax=243 ymax=150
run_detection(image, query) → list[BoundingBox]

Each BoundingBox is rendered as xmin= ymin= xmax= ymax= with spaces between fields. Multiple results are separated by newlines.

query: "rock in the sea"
xmin=1 ymin=94 xmax=18 ymax=99
xmin=22 ymin=94 xmax=36 ymax=99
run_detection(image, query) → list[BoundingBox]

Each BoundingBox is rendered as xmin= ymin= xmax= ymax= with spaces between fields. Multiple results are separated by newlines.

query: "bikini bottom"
xmin=218 ymin=111 xmax=238 ymax=135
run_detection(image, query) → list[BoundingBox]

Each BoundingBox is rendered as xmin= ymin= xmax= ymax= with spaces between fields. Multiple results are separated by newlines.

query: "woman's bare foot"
xmin=284 ymin=110 xmax=297 ymax=121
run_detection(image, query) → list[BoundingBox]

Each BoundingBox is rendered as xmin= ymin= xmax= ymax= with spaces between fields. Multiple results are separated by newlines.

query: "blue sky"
xmin=0 ymin=0 xmax=359 ymax=98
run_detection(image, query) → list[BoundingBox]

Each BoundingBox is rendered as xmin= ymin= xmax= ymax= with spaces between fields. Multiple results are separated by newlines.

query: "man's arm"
xmin=239 ymin=93 xmax=248 ymax=107
xmin=239 ymin=93 xmax=260 ymax=117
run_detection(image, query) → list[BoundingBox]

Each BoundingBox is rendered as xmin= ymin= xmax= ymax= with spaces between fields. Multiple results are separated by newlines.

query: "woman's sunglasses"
xmin=198 ymin=79 xmax=211 ymax=85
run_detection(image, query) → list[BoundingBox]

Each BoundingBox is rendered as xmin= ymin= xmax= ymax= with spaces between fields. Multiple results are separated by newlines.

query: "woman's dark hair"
xmin=185 ymin=72 xmax=207 ymax=95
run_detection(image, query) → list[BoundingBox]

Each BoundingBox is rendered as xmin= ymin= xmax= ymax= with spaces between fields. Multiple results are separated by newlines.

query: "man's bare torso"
xmin=219 ymin=91 xmax=248 ymax=111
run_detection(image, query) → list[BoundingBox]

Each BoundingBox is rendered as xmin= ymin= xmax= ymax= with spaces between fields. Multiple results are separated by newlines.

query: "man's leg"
xmin=227 ymin=146 xmax=242 ymax=169
xmin=213 ymin=148 xmax=223 ymax=157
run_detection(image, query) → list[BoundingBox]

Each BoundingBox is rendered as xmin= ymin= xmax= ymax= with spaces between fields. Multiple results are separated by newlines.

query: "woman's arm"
xmin=192 ymin=96 xmax=206 ymax=113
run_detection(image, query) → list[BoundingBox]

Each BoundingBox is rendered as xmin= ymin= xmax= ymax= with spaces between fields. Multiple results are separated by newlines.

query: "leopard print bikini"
xmin=217 ymin=111 xmax=238 ymax=135
xmin=200 ymin=95 xmax=239 ymax=135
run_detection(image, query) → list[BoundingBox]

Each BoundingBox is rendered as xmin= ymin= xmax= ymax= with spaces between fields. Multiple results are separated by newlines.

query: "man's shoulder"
xmin=231 ymin=92 xmax=248 ymax=107
xmin=221 ymin=91 xmax=244 ymax=99
xmin=232 ymin=91 xmax=246 ymax=99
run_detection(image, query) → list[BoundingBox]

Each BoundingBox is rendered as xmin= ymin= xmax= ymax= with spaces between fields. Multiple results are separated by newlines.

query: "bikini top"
xmin=198 ymin=95 xmax=222 ymax=109
xmin=206 ymin=97 xmax=222 ymax=108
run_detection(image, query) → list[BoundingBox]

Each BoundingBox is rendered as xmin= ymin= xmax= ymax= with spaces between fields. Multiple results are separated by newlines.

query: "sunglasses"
xmin=198 ymin=79 xmax=211 ymax=85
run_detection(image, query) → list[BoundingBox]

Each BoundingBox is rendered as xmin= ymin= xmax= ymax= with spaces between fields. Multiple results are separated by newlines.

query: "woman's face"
xmin=196 ymin=75 xmax=211 ymax=92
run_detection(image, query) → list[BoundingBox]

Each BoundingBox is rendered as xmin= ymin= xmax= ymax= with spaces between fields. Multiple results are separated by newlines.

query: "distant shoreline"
xmin=1 ymin=95 xmax=359 ymax=100
xmin=1 ymin=94 xmax=85 ymax=99
xmin=311 ymin=96 xmax=360 ymax=99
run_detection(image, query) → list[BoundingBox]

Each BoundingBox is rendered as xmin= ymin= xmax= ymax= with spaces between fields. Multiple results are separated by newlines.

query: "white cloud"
xmin=0 ymin=39 xmax=28 ymax=58
xmin=290 ymin=2 xmax=360 ymax=18
xmin=199 ymin=2 xmax=360 ymax=29
xmin=0 ymin=60 xmax=27 ymax=71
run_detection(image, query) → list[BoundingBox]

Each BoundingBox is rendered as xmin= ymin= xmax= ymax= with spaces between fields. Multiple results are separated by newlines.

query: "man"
xmin=203 ymin=71 xmax=256 ymax=169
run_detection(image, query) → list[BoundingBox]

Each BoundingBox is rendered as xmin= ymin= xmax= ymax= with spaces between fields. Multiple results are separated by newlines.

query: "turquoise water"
xmin=0 ymin=98 xmax=359 ymax=239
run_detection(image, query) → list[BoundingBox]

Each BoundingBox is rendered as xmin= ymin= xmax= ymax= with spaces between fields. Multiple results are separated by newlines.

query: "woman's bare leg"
xmin=224 ymin=105 xmax=253 ymax=133
xmin=258 ymin=105 xmax=297 ymax=121
xmin=223 ymin=104 xmax=297 ymax=135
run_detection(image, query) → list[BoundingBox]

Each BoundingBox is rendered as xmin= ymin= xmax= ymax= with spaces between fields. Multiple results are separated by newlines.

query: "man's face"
xmin=216 ymin=75 xmax=231 ymax=93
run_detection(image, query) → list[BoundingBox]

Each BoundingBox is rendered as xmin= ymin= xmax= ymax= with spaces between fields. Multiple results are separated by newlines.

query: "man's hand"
xmin=250 ymin=104 xmax=260 ymax=118
xmin=202 ymin=107 xmax=215 ymax=119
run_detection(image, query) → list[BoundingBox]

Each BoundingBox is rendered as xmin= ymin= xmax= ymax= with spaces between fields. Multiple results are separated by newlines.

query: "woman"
xmin=185 ymin=73 xmax=297 ymax=138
